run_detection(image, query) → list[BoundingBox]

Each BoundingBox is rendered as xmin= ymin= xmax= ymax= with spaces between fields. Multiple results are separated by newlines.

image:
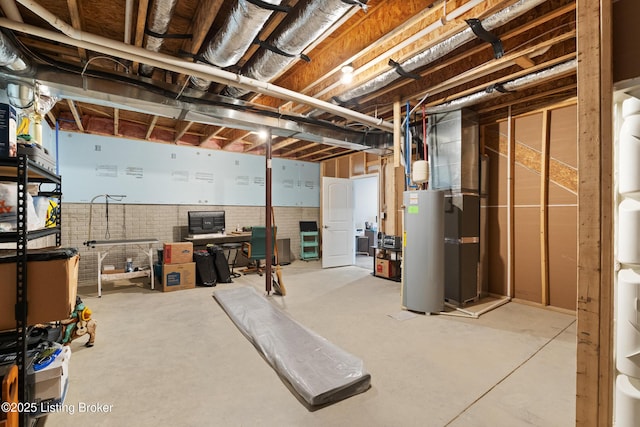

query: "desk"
xmin=86 ymin=238 xmax=159 ymax=297
xmin=184 ymin=232 xmax=251 ymax=249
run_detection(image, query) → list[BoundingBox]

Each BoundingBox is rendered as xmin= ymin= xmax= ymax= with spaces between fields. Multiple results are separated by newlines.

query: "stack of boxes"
xmin=155 ymin=242 xmax=195 ymax=292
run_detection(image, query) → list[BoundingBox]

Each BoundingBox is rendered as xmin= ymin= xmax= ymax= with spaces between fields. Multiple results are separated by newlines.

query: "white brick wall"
xmin=62 ymin=203 xmax=319 ymax=285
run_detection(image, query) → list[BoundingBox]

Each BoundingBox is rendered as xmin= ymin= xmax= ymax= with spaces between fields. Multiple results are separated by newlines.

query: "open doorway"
xmin=353 ymin=174 xmax=379 ymax=270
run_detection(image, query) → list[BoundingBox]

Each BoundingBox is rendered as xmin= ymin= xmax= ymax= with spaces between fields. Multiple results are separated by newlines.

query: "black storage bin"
xmin=193 ymin=250 xmax=217 ymax=287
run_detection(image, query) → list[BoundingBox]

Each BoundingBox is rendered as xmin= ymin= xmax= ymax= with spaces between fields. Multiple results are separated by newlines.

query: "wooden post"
xmin=507 ymin=108 xmax=515 ymax=298
xmin=540 ymin=110 xmax=550 ymax=306
xmin=575 ymin=0 xmax=614 ymax=425
xmin=393 ymin=100 xmax=402 ymax=168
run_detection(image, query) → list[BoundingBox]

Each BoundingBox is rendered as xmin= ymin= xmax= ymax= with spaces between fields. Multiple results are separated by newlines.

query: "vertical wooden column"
xmin=393 ymin=100 xmax=402 ymax=168
xmin=540 ymin=110 xmax=551 ymax=306
xmin=507 ymin=108 xmax=515 ymax=298
xmin=576 ymin=0 xmax=614 ymax=425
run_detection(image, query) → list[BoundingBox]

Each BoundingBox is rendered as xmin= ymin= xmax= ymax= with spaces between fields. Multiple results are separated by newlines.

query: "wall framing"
xmin=575 ymin=0 xmax=614 ymax=425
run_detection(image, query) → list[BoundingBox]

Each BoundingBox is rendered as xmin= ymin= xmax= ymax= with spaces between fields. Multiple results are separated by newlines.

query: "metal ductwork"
xmin=140 ymin=0 xmax=179 ymax=76
xmin=203 ymin=0 xmax=285 ymax=68
xmin=0 ymin=30 xmax=29 ymax=72
xmin=424 ymin=58 xmax=576 ymax=114
xmin=335 ymin=0 xmax=548 ymax=103
xmin=189 ymin=0 xmax=285 ymax=90
xmin=0 ymin=65 xmax=392 ymax=151
xmin=224 ymin=0 xmax=365 ymax=98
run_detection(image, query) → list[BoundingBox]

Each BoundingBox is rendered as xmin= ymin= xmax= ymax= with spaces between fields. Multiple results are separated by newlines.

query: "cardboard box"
xmin=0 ymin=103 xmax=17 ymax=158
xmin=375 ymin=258 xmax=399 ymax=279
xmin=162 ymin=242 xmax=193 ymax=264
xmin=28 ymin=344 xmax=71 ymax=402
xmin=155 ymin=262 xmax=195 ymax=292
xmin=0 ymin=249 xmax=79 ymax=331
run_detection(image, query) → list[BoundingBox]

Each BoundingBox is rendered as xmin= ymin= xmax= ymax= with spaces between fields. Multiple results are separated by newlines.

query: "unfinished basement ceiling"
xmin=0 ymin=0 xmax=577 ymax=161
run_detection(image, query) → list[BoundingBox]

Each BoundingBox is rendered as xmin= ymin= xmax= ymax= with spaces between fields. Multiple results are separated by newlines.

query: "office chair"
xmin=241 ymin=226 xmax=276 ymax=276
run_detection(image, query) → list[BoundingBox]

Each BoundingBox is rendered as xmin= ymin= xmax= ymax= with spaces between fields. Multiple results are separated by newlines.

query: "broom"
xmin=271 ymin=207 xmax=286 ymax=296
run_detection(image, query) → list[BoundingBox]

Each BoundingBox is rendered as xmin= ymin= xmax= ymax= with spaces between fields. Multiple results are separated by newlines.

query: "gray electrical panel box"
xmin=402 ymin=190 xmax=445 ymax=314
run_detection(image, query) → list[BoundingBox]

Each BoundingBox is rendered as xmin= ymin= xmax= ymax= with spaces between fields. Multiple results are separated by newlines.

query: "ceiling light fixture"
xmin=341 ymin=63 xmax=354 ymax=84
xmin=341 ymin=63 xmax=354 ymax=74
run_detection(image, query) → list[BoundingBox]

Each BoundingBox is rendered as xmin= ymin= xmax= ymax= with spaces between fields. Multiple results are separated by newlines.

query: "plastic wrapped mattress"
xmin=213 ymin=286 xmax=371 ymax=407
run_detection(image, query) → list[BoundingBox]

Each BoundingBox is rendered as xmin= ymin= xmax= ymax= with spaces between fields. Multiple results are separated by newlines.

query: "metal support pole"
xmin=265 ymin=129 xmax=273 ymax=295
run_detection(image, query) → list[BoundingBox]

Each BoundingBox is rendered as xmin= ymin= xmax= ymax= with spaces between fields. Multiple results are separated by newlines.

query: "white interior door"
xmin=322 ymin=177 xmax=354 ymax=268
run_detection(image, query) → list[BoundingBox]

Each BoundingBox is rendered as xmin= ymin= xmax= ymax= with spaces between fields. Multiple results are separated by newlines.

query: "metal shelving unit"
xmin=0 ymin=154 xmax=62 ymax=427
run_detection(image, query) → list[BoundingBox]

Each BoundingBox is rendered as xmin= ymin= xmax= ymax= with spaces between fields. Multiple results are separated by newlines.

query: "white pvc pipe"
xmin=6 ymin=1 xmax=394 ymax=132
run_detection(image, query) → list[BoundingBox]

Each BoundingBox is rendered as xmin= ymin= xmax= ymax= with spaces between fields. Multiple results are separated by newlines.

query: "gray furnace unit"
xmin=428 ymin=109 xmax=480 ymax=306
xmin=402 ymin=190 xmax=445 ymax=314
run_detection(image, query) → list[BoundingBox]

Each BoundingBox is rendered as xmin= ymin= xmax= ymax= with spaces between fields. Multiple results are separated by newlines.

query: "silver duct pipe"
xmin=6 ymin=82 xmax=33 ymax=108
xmin=225 ymin=0 xmax=363 ymax=98
xmin=203 ymin=0 xmax=284 ymax=68
xmin=336 ymin=0 xmax=548 ymax=103
xmin=189 ymin=0 xmax=285 ymax=90
xmin=0 ymin=30 xmax=28 ymax=72
xmin=140 ymin=0 xmax=178 ymax=76
xmin=424 ymin=58 xmax=576 ymax=114
xmin=0 ymin=13 xmax=393 ymax=130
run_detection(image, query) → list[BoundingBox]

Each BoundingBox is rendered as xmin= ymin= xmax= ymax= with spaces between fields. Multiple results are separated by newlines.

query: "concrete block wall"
xmin=61 ymin=203 xmax=319 ymax=286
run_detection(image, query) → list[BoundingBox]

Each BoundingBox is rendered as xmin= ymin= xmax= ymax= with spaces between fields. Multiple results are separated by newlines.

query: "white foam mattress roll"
xmin=621 ymin=114 xmax=640 ymax=139
xmin=619 ymin=128 xmax=640 ymax=196
xmin=617 ymin=269 xmax=640 ymax=377
xmin=616 ymin=374 xmax=640 ymax=427
xmin=623 ymin=96 xmax=640 ymax=119
xmin=619 ymin=198 xmax=640 ymax=264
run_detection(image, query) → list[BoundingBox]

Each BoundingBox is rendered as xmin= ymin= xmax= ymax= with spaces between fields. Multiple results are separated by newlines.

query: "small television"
xmin=188 ymin=211 xmax=225 ymax=235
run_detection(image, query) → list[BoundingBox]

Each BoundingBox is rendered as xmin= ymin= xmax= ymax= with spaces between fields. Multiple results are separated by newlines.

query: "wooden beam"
xmin=132 ymin=0 xmax=150 ymax=74
xmin=539 ymin=109 xmax=550 ymax=306
xmin=114 ymin=108 xmax=119 ymax=136
xmin=66 ymin=99 xmax=84 ymax=132
xmin=514 ymin=55 xmax=536 ymax=69
xmin=272 ymin=138 xmax=299 ymax=151
xmin=575 ymin=0 xmax=614 ymax=425
xmin=173 ymin=121 xmax=194 ymax=143
xmin=46 ymin=111 xmax=56 ymax=127
xmin=145 ymin=115 xmax=158 ymax=140
xmin=281 ymin=142 xmax=316 ymax=157
xmin=66 ymin=0 xmax=86 ymax=60
xmin=393 ymin=100 xmax=401 ymax=168
xmin=181 ymin=0 xmax=224 ymax=55
xmin=296 ymin=145 xmax=335 ymax=160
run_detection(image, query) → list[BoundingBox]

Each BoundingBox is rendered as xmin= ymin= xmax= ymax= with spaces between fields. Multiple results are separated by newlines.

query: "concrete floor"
xmin=44 ymin=259 xmax=576 ymax=427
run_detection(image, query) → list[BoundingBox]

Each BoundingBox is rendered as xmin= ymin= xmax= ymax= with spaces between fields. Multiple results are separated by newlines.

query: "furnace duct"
xmin=224 ymin=0 xmax=364 ymax=98
xmin=424 ymin=59 xmax=576 ymax=114
xmin=0 ymin=30 xmax=28 ymax=72
xmin=189 ymin=0 xmax=285 ymax=90
xmin=335 ymin=0 xmax=548 ymax=103
xmin=140 ymin=0 xmax=179 ymax=76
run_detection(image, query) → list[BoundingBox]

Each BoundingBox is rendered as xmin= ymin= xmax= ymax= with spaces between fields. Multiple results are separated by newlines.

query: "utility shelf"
xmin=300 ymin=231 xmax=319 ymax=260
